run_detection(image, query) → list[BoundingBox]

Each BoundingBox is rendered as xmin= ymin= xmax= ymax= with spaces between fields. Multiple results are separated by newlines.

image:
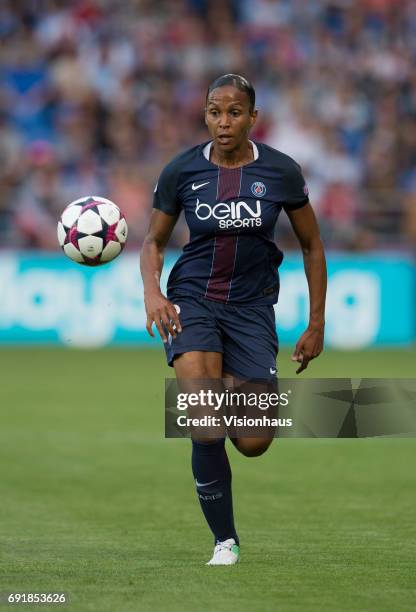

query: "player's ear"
xmin=204 ymin=108 xmax=208 ymax=126
xmin=250 ymin=109 xmax=258 ymax=128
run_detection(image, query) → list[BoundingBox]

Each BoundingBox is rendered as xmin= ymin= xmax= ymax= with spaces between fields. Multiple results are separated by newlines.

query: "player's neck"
xmin=210 ymin=141 xmax=254 ymax=169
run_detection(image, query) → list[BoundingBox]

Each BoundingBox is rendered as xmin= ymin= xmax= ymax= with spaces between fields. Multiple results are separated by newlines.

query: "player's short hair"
xmin=206 ymin=74 xmax=256 ymax=112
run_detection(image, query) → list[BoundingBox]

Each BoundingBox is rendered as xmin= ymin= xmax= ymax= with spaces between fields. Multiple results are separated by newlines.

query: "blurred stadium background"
xmin=0 ymin=0 xmax=415 ymax=348
xmin=1 ymin=0 xmax=416 ymax=251
xmin=0 ymin=1 xmax=415 ymax=611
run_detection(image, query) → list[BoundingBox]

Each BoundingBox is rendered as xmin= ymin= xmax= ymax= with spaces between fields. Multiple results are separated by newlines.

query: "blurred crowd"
xmin=0 ymin=0 xmax=415 ymax=251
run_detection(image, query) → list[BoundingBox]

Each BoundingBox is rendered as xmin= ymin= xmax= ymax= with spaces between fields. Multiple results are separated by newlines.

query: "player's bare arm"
xmin=140 ymin=209 xmax=182 ymax=342
xmin=286 ymin=203 xmax=327 ymax=374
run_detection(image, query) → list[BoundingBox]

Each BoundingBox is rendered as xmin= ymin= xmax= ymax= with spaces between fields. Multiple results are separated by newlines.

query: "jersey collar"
xmin=202 ymin=140 xmax=259 ymax=162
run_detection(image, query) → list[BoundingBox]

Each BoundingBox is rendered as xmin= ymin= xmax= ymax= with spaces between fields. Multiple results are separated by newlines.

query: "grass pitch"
xmin=0 ymin=347 xmax=415 ymax=612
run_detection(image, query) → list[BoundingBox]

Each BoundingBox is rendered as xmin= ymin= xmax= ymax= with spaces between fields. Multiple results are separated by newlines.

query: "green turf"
xmin=0 ymin=348 xmax=415 ymax=611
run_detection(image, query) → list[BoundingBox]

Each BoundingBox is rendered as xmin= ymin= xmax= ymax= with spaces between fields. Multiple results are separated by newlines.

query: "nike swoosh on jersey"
xmin=195 ymin=479 xmax=218 ymax=487
xmin=270 ymin=368 xmax=277 ymax=374
xmin=192 ymin=181 xmax=210 ymax=191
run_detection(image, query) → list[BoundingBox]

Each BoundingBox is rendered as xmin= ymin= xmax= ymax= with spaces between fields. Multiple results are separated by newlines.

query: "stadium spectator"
xmin=0 ymin=0 xmax=415 ymax=250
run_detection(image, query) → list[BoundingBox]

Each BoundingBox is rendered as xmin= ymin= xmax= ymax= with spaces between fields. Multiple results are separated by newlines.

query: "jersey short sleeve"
xmin=152 ymin=160 xmax=182 ymax=216
xmin=282 ymin=160 xmax=309 ymax=212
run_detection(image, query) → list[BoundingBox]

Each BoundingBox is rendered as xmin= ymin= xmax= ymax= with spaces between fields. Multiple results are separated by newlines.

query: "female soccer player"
xmin=140 ymin=74 xmax=327 ymax=565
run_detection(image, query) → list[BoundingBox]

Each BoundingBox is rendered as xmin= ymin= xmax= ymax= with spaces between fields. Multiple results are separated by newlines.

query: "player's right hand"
xmin=144 ymin=291 xmax=182 ymax=342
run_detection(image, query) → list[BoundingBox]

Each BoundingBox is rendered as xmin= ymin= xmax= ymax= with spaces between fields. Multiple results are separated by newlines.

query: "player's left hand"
xmin=291 ymin=326 xmax=324 ymax=374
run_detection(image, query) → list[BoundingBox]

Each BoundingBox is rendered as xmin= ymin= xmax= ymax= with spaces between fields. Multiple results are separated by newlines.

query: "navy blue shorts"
xmin=163 ymin=293 xmax=278 ymax=380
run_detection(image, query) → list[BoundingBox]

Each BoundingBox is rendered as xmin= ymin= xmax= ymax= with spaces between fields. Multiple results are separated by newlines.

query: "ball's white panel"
xmin=61 ymin=204 xmax=82 ymax=228
xmin=63 ymin=242 xmax=84 ymax=263
xmin=115 ymin=218 xmax=128 ymax=243
xmin=57 ymin=221 xmax=67 ymax=246
xmin=100 ymin=240 xmax=122 ymax=262
xmin=97 ymin=203 xmax=120 ymax=225
xmin=78 ymin=235 xmax=103 ymax=257
xmin=77 ymin=210 xmax=102 ymax=234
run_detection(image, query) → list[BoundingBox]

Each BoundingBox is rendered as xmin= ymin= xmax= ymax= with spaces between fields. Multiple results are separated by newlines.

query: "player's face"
xmin=205 ymin=86 xmax=257 ymax=153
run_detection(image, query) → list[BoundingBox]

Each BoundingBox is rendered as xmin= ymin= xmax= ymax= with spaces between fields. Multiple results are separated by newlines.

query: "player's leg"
xmin=223 ymin=372 xmax=276 ymax=457
xmin=174 ymin=350 xmax=222 ymax=379
xmin=220 ymin=303 xmax=279 ymax=457
xmin=174 ymin=351 xmax=240 ymax=565
xmin=174 ymin=350 xmax=225 ymax=442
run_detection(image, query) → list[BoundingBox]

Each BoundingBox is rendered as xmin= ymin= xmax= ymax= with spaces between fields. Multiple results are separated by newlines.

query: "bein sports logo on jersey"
xmin=195 ymin=198 xmax=262 ymax=229
xmin=251 ymin=181 xmax=266 ymax=197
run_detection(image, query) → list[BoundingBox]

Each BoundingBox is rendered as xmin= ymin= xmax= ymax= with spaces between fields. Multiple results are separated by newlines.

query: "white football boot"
xmin=206 ymin=538 xmax=240 ymax=566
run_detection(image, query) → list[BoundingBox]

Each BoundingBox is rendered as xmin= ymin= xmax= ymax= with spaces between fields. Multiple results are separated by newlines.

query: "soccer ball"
xmin=57 ymin=196 xmax=128 ymax=266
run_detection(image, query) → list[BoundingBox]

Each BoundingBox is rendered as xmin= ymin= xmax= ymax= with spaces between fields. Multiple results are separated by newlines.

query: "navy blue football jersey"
xmin=153 ymin=140 xmax=309 ymax=305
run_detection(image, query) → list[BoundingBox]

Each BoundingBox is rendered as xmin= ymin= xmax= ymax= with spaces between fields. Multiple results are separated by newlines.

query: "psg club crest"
xmin=251 ymin=181 xmax=266 ymax=197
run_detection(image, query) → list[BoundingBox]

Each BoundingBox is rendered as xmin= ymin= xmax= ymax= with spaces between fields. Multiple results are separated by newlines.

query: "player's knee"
xmin=184 ymin=364 xmax=214 ymax=378
xmin=201 ymin=367 xmax=219 ymax=378
xmin=174 ymin=355 xmax=219 ymax=379
xmin=234 ymin=439 xmax=273 ymax=457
